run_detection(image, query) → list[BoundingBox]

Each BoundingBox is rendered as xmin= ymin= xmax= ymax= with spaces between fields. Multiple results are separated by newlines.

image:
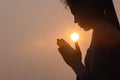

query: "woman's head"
xmin=61 ymin=0 xmax=120 ymax=31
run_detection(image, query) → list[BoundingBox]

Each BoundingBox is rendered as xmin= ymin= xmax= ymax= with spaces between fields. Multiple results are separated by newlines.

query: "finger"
xmin=75 ymin=42 xmax=82 ymax=60
xmin=57 ymin=39 xmax=64 ymax=47
xmin=75 ymin=42 xmax=80 ymax=51
xmin=57 ymin=39 xmax=68 ymax=47
xmin=61 ymin=39 xmax=71 ymax=47
xmin=58 ymin=47 xmax=67 ymax=58
xmin=57 ymin=39 xmax=61 ymax=47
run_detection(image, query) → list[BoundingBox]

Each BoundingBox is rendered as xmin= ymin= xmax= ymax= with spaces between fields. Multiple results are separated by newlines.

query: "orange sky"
xmin=0 ymin=0 xmax=120 ymax=80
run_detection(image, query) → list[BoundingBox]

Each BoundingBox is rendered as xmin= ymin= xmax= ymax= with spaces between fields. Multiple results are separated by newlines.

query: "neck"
xmin=92 ymin=18 xmax=111 ymax=29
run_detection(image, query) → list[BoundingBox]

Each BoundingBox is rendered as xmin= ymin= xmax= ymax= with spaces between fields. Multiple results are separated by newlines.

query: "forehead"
xmin=69 ymin=3 xmax=87 ymax=14
xmin=67 ymin=0 xmax=84 ymax=5
xmin=67 ymin=0 xmax=88 ymax=11
xmin=68 ymin=0 xmax=84 ymax=8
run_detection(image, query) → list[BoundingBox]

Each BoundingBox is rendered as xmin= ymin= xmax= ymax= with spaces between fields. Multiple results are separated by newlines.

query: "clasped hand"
xmin=57 ymin=39 xmax=82 ymax=68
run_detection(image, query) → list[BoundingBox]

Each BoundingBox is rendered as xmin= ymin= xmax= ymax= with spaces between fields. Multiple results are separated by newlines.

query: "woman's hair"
xmin=61 ymin=0 xmax=120 ymax=31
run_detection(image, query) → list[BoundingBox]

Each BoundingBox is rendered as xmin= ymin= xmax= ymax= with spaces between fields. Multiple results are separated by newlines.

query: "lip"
xmin=78 ymin=23 xmax=81 ymax=26
xmin=78 ymin=23 xmax=83 ymax=28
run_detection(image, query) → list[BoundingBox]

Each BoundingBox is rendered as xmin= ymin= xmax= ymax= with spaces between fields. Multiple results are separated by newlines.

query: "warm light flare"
xmin=71 ymin=32 xmax=80 ymax=42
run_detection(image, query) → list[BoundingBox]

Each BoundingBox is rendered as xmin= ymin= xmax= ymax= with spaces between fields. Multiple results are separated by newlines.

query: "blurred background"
xmin=0 ymin=0 xmax=120 ymax=80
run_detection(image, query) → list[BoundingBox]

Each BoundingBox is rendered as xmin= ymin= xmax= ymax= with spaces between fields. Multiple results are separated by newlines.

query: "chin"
xmin=78 ymin=24 xmax=92 ymax=31
xmin=82 ymin=27 xmax=92 ymax=31
xmin=83 ymin=28 xmax=91 ymax=31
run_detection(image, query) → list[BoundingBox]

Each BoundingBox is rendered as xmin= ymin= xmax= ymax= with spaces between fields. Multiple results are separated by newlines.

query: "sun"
xmin=71 ymin=32 xmax=80 ymax=42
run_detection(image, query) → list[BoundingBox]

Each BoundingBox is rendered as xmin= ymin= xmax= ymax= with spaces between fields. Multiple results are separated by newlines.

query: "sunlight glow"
xmin=71 ymin=32 xmax=80 ymax=42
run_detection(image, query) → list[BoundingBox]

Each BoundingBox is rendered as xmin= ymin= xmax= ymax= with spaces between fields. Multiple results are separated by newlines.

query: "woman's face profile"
xmin=69 ymin=5 xmax=93 ymax=31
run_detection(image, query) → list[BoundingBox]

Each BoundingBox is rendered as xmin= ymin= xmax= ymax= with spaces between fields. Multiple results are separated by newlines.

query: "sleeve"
xmin=75 ymin=47 xmax=111 ymax=80
xmin=75 ymin=48 xmax=92 ymax=80
xmin=75 ymin=66 xmax=88 ymax=80
xmin=72 ymin=62 xmax=85 ymax=80
xmin=87 ymin=46 xmax=112 ymax=80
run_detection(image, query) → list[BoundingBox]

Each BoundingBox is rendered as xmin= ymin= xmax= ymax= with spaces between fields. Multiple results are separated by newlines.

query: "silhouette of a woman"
xmin=57 ymin=0 xmax=120 ymax=80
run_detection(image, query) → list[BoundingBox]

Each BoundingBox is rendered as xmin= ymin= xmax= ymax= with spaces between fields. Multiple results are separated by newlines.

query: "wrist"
xmin=71 ymin=62 xmax=84 ymax=77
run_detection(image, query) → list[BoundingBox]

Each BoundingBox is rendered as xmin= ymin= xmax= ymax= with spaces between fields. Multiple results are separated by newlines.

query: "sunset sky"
xmin=0 ymin=0 xmax=120 ymax=80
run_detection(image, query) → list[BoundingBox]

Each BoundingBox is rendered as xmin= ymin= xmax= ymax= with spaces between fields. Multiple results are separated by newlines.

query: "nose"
xmin=74 ymin=16 xmax=78 ymax=23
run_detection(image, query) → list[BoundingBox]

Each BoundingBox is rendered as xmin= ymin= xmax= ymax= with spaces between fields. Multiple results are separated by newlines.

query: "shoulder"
xmin=92 ymin=23 xmax=120 ymax=47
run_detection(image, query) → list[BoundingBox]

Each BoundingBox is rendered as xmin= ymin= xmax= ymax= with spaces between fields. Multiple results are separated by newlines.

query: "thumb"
xmin=75 ymin=42 xmax=80 ymax=52
xmin=75 ymin=42 xmax=82 ymax=61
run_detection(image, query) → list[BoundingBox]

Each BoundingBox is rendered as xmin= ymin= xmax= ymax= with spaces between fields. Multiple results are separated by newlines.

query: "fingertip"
xmin=57 ymin=38 xmax=64 ymax=42
xmin=75 ymin=42 xmax=80 ymax=50
xmin=57 ymin=39 xmax=63 ymax=47
xmin=57 ymin=39 xmax=60 ymax=41
xmin=75 ymin=42 xmax=78 ymax=46
xmin=57 ymin=39 xmax=60 ymax=46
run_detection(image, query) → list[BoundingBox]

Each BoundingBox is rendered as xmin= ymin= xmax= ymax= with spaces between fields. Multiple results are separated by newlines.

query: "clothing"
xmin=77 ymin=42 xmax=120 ymax=80
xmin=76 ymin=24 xmax=120 ymax=80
